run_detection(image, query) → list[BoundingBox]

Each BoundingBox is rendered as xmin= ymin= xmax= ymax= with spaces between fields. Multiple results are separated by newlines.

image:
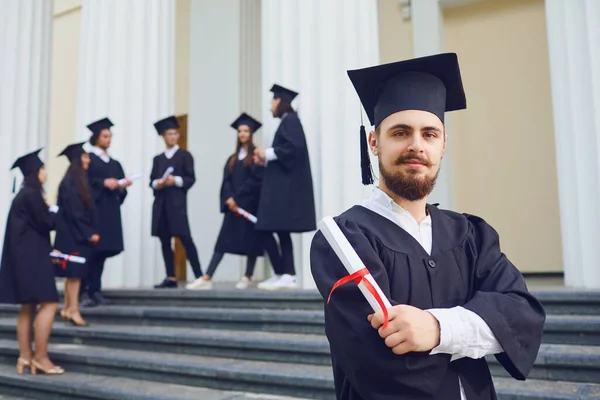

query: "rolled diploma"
xmin=118 ymin=173 xmax=142 ymax=185
xmin=236 ymin=207 xmax=258 ymax=224
xmin=49 ymin=252 xmax=86 ymax=264
xmin=161 ymin=166 xmax=175 ymax=180
xmin=318 ymin=216 xmax=392 ymax=312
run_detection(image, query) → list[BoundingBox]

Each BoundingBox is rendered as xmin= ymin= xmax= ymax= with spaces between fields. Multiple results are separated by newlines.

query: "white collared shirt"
xmin=238 ymin=147 xmax=248 ymax=161
xmin=164 ymin=144 xmax=180 ymax=159
xmin=91 ymin=146 xmax=110 ymax=163
xmin=362 ymin=187 xmax=504 ymax=400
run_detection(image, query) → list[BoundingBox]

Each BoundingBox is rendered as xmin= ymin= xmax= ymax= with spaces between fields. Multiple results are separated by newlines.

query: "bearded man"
xmin=309 ymin=53 xmax=545 ymax=400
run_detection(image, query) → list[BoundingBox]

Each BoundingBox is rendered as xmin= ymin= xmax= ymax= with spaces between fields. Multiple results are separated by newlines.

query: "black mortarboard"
xmin=58 ymin=142 xmax=87 ymax=162
xmin=270 ymin=84 xmax=298 ymax=103
xmin=154 ymin=116 xmax=179 ymax=135
xmin=10 ymin=148 xmax=44 ymax=176
xmin=231 ymin=113 xmax=262 ymax=133
xmin=86 ymin=117 xmax=114 ymax=136
xmin=347 ymin=53 xmax=467 ymax=185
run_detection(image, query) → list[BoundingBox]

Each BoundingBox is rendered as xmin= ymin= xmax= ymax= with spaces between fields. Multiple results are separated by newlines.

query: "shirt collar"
xmin=371 ymin=187 xmax=432 ymax=225
xmin=165 ymin=144 xmax=180 ymax=157
xmin=91 ymin=146 xmax=107 ymax=156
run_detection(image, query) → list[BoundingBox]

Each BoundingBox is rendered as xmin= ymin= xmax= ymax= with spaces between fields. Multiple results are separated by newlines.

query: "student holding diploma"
xmin=310 ymin=53 xmax=545 ymax=400
xmin=0 ymin=149 xmax=64 ymax=375
xmin=81 ymin=117 xmax=131 ymax=307
xmin=187 ymin=113 xmax=265 ymax=290
xmin=54 ymin=142 xmax=99 ymax=327
xmin=150 ymin=116 xmax=202 ymax=289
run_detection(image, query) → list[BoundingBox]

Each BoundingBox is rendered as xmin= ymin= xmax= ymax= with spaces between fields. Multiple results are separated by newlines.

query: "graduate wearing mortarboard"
xmin=150 ymin=116 xmax=203 ymax=289
xmin=187 ymin=113 xmax=265 ymax=290
xmin=310 ymin=53 xmax=545 ymax=400
xmin=0 ymin=149 xmax=65 ymax=375
xmin=81 ymin=118 xmax=131 ymax=306
xmin=53 ymin=142 xmax=99 ymax=327
xmin=253 ymin=85 xmax=316 ymax=290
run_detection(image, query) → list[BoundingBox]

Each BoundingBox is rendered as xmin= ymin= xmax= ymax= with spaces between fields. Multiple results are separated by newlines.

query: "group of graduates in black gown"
xmin=0 ymin=82 xmax=316 ymax=376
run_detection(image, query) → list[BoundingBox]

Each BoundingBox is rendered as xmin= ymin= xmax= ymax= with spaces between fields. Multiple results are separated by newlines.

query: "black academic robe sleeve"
xmin=310 ymin=219 xmax=451 ymax=400
xmin=180 ymin=151 xmax=195 ymax=191
xmin=461 ymin=215 xmax=546 ymax=380
xmin=60 ymin=180 xmax=95 ymax=243
xmin=272 ymin=115 xmax=306 ymax=171
xmin=149 ymin=156 xmax=159 ymax=190
xmin=26 ymin=190 xmax=55 ymax=234
xmin=115 ymin=161 xmax=128 ymax=205
xmin=219 ymin=157 xmax=235 ymax=213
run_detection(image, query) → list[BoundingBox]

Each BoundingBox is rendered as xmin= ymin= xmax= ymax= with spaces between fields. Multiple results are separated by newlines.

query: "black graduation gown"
xmin=310 ymin=205 xmax=545 ymax=400
xmin=214 ymin=155 xmax=264 ymax=256
xmin=0 ymin=186 xmax=58 ymax=304
xmin=256 ymin=113 xmax=316 ymax=232
xmin=54 ymin=175 xmax=96 ymax=278
xmin=88 ymin=153 xmax=127 ymax=257
xmin=150 ymin=148 xmax=195 ymax=238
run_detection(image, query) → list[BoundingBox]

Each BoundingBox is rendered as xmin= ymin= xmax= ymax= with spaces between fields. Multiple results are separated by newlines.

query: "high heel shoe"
xmin=66 ymin=315 xmax=89 ymax=327
xmin=30 ymin=359 xmax=64 ymax=375
xmin=16 ymin=358 xmax=30 ymax=375
xmin=59 ymin=309 xmax=69 ymax=321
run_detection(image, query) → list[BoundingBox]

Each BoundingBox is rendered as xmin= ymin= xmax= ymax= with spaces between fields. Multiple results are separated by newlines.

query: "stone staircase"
xmin=0 ymin=289 xmax=597 ymax=399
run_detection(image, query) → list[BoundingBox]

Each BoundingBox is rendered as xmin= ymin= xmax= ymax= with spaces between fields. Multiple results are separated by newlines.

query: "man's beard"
xmin=378 ymin=153 xmax=439 ymax=201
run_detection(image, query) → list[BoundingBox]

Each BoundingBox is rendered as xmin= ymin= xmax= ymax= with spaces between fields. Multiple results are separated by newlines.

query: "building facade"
xmin=0 ymin=0 xmax=598 ymax=289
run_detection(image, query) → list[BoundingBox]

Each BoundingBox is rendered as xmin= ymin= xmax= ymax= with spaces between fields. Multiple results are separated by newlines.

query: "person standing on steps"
xmin=310 ymin=53 xmax=545 ymax=400
xmin=150 ymin=115 xmax=203 ymax=289
xmin=80 ymin=117 xmax=131 ymax=307
xmin=0 ymin=149 xmax=65 ymax=375
xmin=253 ymin=84 xmax=316 ymax=290
xmin=54 ymin=142 xmax=99 ymax=327
xmin=187 ymin=113 xmax=265 ymax=290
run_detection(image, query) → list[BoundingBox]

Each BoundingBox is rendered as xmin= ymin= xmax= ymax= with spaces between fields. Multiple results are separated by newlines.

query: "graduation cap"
xmin=11 ymin=148 xmax=44 ymax=176
xmin=10 ymin=148 xmax=44 ymax=192
xmin=58 ymin=142 xmax=87 ymax=163
xmin=86 ymin=117 xmax=113 ymax=136
xmin=270 ymin=84 xmax=298 ymax=103
xmin=347 ymin=52 xmax=467 ymax=185
xmin=231 ymin=112 xmax=262 ymax=133
xmin=154 ymin=116 xmax=180 ymax=135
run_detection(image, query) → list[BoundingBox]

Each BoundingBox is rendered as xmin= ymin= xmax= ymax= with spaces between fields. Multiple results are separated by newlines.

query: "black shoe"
xmin=79 ymin=293 xmax=97 ymax=308
xmin=154 ymin=278 xmax=178 ymax=289
xmin=91 ymin=292 xmax=111 ymax=305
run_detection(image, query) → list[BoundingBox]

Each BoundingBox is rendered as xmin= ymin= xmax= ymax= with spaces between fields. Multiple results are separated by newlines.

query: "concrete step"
xmin=533 ymin=290 xmax=600 ymax=315
xmin=96 ymin=289 xmax=600 ymax=314
xmin=2 ymin=306 xmax=600 ymax=345
xmin=0 ymin=319 xmax=331 ymax=366
xmin=488 ymin=343 xmax=600 ymax=384
xmin=0 ymin=317 xmax=598 ymax=385
xmin=0 ymin=340 xmax=334 ymax=400
xmin=0 ymin=340 xmax=598 ymax=400
xmin=99 ymin=289 xmax=324 ymax=310
xmin=0 ymin=304 xmax=325 ymax=335
xmin=543 ymin=315 xmax=600 ymax=346
xmin=0 ymin=364 xmax=309 ymax=400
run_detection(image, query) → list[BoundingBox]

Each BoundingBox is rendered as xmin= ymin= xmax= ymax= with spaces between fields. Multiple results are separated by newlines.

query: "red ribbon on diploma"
xmin=62 ymin=252 xmax=80 ymax=270
xmin=327 ymin=267 xmax=389 ymax=330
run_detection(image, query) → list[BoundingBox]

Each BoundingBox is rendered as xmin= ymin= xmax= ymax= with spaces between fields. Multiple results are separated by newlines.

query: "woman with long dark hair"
xmin=187 ymin=113 xmax=265 ymax=290
xmin=54 ymin=142 xmax=99 ymax=327
xmin=0 ymin=149 xmax=64 ymax=375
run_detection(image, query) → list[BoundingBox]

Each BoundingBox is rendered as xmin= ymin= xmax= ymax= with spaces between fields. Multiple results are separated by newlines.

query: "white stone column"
xmin=545 ymin=0 xmax=600 ymax=288
xmin=76 ymin=0 xmax=175 ymax=288
xmin=0 ymin=0 xmax=52 ymax=247
xmin=410 ymin=0 xmax=455 ymax=210
xmin=261 ymin=0 xmax=380 ymax=289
